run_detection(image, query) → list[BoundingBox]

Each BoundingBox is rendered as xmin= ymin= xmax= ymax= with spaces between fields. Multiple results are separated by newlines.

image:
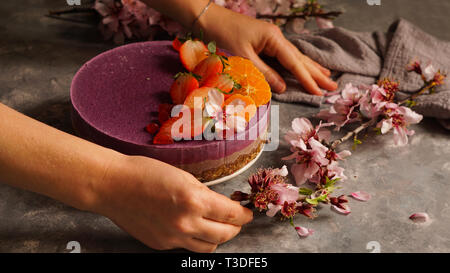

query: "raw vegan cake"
xmin=71 ymin=40 xmax=270 ymax=182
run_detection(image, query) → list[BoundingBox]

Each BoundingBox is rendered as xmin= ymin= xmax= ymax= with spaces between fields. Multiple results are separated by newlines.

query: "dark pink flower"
xmin=406 ymin=60 xmax=422 ymax=75
xmin=296 ymin=203 xmax=316 ymax=218
xmin=266 ymin=183 xmax=300 ymax=217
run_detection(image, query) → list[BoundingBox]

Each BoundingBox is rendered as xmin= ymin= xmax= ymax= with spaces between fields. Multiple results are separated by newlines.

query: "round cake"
xmin=70 ymin=41 xmax=269 ymax=182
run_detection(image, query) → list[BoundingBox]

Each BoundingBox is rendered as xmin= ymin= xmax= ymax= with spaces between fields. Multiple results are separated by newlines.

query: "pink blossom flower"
xmin=284 ymin=117 xmax=331 ymax=150
xmin=266 ymin=183 xmax=300 ymax=217
xmin=271 ymin=165 xmax=289 ymax=177
xmin=377 ymin=103 xmax=423 ymax=146
xmin=283 ymin=138 xmax=329 ymax=185
xmin=317 ymin=83 xmax=363 ymax=130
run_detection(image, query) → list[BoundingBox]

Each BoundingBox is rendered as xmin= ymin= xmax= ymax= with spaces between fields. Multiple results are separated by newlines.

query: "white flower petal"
xmin=272 ymin=165 xmax=288 ymax=177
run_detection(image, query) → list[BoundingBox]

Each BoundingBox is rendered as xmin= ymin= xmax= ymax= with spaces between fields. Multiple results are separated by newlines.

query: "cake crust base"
xmin=194 ymin=140 xmax=264 ymax=182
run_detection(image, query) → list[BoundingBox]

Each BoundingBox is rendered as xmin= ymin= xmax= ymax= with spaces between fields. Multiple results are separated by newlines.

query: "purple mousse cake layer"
xmin=70 ymin=41 xmax=269 ymax=167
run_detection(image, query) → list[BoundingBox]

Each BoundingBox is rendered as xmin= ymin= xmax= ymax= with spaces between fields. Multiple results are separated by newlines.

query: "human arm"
xmin=0 ymin=103 xmax=252 ymax=252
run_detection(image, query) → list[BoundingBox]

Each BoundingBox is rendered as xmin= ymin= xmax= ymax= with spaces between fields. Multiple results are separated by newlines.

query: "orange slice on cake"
xmin=224 ymin=94 xmax=257 ymax=122
xmin=224 ymin=56 xmax=271 ymax=106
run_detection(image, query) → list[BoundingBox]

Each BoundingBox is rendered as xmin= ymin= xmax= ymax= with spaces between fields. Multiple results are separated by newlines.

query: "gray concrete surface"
xmin=0 ymin=0 xmax=449 ymax=253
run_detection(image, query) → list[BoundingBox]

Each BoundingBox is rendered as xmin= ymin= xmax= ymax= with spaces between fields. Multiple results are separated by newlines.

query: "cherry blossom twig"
xmin=331 ymin=119 xmax=375 ymax=149
xmin=398 ymin=83 xmax=434 ymax=105
xmin=257 ymin=11 xmax=342 ymax=20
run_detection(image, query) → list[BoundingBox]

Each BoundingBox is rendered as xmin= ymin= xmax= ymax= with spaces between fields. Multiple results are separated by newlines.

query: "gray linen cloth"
xmin=273 ymin=19 xmax=450 ymax=129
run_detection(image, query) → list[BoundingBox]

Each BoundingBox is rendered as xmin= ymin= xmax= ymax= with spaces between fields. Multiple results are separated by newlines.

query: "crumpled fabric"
xmin=273 ymin=19 xmax=450 ymax=129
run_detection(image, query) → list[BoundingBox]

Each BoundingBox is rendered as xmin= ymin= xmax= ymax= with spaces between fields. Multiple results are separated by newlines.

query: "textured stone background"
xmin=0 ymin=0 xmax=449 ymax=253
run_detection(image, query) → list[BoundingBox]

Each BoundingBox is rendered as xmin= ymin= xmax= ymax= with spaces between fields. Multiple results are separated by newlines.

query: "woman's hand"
xmin=93 ymin=154 xmax=253 ymax=253
xmin=196 ymin=4 xmax=338 ymax=95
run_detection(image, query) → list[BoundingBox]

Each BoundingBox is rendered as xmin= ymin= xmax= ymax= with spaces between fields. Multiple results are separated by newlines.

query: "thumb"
xmin=246 ymin=51 xmax=286 ymax=94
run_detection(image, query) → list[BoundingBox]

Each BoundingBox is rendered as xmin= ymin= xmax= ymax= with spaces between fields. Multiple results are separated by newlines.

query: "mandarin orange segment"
xmin=224 ymin=94 xmax=257 ymax=122
xmin=224 ymin=56 xmax=271 ymax=106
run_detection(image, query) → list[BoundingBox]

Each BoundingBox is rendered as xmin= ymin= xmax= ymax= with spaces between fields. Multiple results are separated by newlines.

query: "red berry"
xmin=145 ymin=122 xmax=160 ymax=135
xmin=172 ymin=37 xmax=183 ymax=52
xmin=179 ymin=40 xmax=208 ymax=71
xmin=169 ymin=73 xmax=199 ymax=105
xmin=193 ymin=54 xmax=224 ymax=84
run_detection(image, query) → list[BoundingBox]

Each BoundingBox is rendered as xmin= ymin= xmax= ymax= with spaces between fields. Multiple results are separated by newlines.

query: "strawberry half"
xmin=179 ymin=39 xmax=208 ymax=71
xmin=202 ymin=73 xmax=236 ymax=95
xmin=170 ymin=73 xmax=199 ymax=105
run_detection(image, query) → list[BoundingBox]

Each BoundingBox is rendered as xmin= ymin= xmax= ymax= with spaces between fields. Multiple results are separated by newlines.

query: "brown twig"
xmin=257 ymin=11 xmax=342 ymax=20
xmin=48 ymin=6 xmax=95 ymax=16
xmin=330 ymin=119 xmax=375 ymax=149
xmin=398 ymin=83 xmax=434 ymax=105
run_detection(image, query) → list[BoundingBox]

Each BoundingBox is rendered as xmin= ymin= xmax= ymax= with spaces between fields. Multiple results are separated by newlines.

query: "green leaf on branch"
xmin=405 ymin=99 xmax=416 ymax=108
xmin=352 ymin=137 xmax=362 ymax=150
xmin=305 ymin=198 xmax=319 ymax=205
xmin=299 ymin=188 xmax=314 ymax=195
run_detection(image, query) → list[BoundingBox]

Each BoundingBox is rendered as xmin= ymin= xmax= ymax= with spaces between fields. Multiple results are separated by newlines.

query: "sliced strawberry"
xmin=145 ymin=122 xmax=160 ymax=135
xmin=158 ymin=103 xmax=174 ymax=124
xmin=170 ymin=73 xmax=199 ymax=105
xmin=202 ymin=73 xmax=236 ymax=95
xmin=172 ymin=37 xmax=183 ymax=52
xmin=193 ymin=54 xmax=224 ymax=84
xmin=184 ymin=87 xmax=217 ymax=109
xmin=153 ymin=109 xmax=209 ymax=144
xmin=179 ymin=39 xmax=208 ymax=71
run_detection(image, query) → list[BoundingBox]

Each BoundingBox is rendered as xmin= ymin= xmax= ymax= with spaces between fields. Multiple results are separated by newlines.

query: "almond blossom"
xmin=317 ymin=83 xmax=363 ymax=130
xmin=283 ymin=137 xmax=329 ymax=185
xmin=284 ymin=117 xmax=331 ymax=150
xmin=377 ymin=103 xmax=423 ymax=146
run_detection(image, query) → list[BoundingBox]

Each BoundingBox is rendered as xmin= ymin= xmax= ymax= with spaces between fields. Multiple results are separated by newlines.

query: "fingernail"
xmin=271 ymin=74 xmax=286 ymax=93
